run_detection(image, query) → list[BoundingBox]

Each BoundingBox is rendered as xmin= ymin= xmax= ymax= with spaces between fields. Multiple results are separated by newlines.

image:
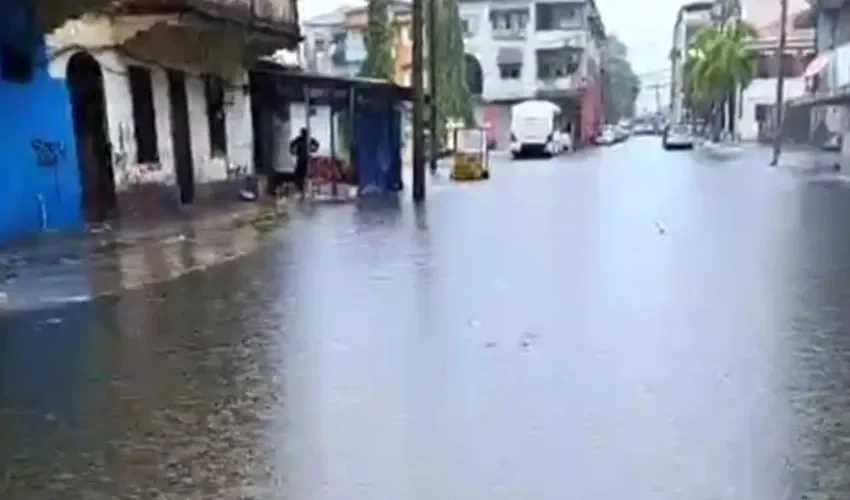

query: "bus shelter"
xmin=250 ymin=60 xmax=416 ymax=197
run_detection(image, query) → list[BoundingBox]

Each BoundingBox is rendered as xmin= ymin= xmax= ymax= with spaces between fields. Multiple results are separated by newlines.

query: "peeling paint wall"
xmin=47 ymin=16 xmax=254 ymax=204
xmin=0 ymin=2 xmax=81 ymax=241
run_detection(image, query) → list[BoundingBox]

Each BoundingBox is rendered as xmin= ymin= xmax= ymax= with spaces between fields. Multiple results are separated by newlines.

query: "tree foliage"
xmin=434 ymin=0 xmax=474 ymax=128
xmin=602 ymin=36 xmax=640 ymax=122
xmin=359 ymin=0 xmax=395 ymax=80
xmin=685 ymin=20 xmax=758 ymax=105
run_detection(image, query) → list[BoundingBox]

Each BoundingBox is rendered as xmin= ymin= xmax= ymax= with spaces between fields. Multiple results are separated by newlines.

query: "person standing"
xmin=289 ymin=127 xmax=319 ymax=198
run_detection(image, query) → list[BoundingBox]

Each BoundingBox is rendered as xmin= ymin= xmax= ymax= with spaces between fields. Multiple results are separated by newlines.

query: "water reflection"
xmin=0 ymin=238 xmax=291 ymax=498
xmin=8 ymin=143 xmax=850 ymax=497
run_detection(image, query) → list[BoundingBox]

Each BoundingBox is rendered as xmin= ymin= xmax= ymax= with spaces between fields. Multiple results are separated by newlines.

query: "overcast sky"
xmin=296 ymin=0 xmax=702 ymax=113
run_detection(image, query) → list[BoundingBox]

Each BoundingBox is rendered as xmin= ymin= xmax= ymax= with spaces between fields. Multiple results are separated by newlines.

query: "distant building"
xmin=301 ymin=2 xmax=414 ymax=86
xmin=459 ymin=0 xmax=607 ymax=148
xmin=737 ymin=7 xmax=814 ymax=141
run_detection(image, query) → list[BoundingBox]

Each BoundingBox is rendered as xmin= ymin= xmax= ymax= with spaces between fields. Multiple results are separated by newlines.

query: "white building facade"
xmin=736 ymin=14 xmax=814 ymax=141
xmin=669 ymin=1 xmax=717 ymax=124
xmin=458 ymin=0 xmax=606 ymax=147
xmin=43 ymin=1 xmax=299 ymax=222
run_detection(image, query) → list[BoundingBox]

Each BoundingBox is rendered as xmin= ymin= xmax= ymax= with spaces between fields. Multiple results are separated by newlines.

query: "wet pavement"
xmin=3 ymin=137 xmax=850 ymax=498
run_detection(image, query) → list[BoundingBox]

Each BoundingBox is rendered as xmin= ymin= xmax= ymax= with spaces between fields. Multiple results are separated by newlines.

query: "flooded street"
xmin=4 ymin=138 xmax=850 ymax=498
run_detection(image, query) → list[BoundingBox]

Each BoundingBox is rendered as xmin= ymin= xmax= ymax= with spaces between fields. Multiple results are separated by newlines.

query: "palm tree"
xmin=684 ymin=19 xmax=758 ymax=140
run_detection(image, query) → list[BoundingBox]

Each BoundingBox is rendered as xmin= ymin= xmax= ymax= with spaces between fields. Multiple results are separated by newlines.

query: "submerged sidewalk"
xmin=0 ymin=201 xmax=286 ymax=312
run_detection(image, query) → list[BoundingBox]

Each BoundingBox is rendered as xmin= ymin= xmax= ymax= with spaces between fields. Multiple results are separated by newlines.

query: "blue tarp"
xmin=352 ymin=100 xmax=403 ymax=195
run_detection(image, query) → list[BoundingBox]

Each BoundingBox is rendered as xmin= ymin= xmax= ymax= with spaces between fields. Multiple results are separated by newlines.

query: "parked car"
xmin=632 ymin=122 xmax=655 ymax=135
xmin=662 ymin=123 xmax=694 ymax=150
xmin=595 ymin=126 xmax=618 ymax=145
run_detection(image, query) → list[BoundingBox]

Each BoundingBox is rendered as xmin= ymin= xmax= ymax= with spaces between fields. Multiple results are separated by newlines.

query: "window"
xmin=781 ymin=53 xmax=799 ymax=77
xmin=536 ymin=3 xmax=581 ymax=30
xmin=204 ymin=75 xmax=228 ymax=156
xmin=1 ymin=44 xmax=32 ymax=82
xmin=461 ymin=18 xmax=471 ymax=36
xmin=490 ymin=9 xmax=528 ymax=36
xmin=499 ymin=63 xmax=522 ymax=79
xmin=755 ymin=104 xmax=769 ymax=122
xmin=755 ymin=54 xmax=771 ymax=78
xmin=127 ymin=65 xmax=158 ymax=163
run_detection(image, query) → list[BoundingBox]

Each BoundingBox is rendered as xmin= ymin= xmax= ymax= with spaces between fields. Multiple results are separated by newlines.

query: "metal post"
xmin=428 ymin=0 xmax=438 ymax=174
xmin=412 ymin=0 xmax=426 ymax=201
xmin=770 ymin=0 xmax=789 ymax=166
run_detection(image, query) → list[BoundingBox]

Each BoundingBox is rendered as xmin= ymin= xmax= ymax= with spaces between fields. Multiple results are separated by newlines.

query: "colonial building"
xmin=458 ymin=0 xmax=606 ymax=148
xmin=42 ymin=0 xmax=300 ymax=225
xmin=0 ymin=0 xmax=143 ymax=241
xmin=0 ymin=0 xmax=300 ymax=241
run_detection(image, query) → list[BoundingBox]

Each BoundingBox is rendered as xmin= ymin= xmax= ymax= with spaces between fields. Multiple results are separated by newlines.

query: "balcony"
xmin=535 ymin=75 xmax=582 ymax=98
xmin=491 ymin=27 xmax=527 ymax=41
xmin=535 ymin=30 xmax=586 ymax=50
xmin=790 ymin=41 xmax=850 ymax=106
xmin=39 ymin=0 xmax=300 ymax=47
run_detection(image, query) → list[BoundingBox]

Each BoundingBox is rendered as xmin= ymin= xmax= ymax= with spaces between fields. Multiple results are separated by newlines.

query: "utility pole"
xmin=428 ymin=0 xmax=438 ymax=174
xmin=412 ymin=0 xmax=426 ymax=200
xmin=770 ymin=0 xmax=789 ymax=166
xmin=654 ymin=84 xmax=662 ymax=114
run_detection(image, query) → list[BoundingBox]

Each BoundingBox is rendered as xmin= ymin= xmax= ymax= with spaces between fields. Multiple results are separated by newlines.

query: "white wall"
xmin=738 ymin=77 xmax=806 ymax=141
xmin=47 ymin=16 xmax=253 ymax=194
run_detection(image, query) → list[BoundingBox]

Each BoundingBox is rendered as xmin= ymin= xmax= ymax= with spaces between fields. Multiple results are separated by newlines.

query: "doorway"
xmin=66 ymin=52 xmax=116 ymax=222
xmin=167 ymin=70 xmax=194 ymax=204
xmin=249 ymin=70 xmax=274 ymax=176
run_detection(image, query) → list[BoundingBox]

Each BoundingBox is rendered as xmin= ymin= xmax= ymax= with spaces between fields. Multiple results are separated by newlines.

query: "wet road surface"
xmin=3 ymin=138 xmax=850 ymax=498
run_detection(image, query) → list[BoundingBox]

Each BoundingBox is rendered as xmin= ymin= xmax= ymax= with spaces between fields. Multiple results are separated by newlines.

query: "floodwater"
xmin=3 ymin=139 xmax=850 ymax=499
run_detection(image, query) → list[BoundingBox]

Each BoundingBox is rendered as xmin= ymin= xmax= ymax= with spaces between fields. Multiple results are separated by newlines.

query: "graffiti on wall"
xmin=31 ymin=139 xmax=66 ymax=167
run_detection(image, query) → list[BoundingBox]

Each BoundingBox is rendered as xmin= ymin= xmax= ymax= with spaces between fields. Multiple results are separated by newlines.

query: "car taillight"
xmin=510 ymin=133 xmax=516 ymax=142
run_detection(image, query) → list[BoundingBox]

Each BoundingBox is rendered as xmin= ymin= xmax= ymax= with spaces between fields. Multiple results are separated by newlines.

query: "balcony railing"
xmin=491 ymin=28 xmax=526 ymax=40
xmin=536 ymin=75 xmax=580 ymax=92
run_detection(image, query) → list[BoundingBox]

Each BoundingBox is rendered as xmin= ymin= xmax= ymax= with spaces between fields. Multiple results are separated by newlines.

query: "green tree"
xmin=685 ymin=19 xmax=758 ymax=138
xmin=337 ymin=0 xmax=395 ymax=159
xmin=424 ymin=0 xmax=474 ymax=148
xmin=435 ymin=0 xmax=474 ymax=126
xmin=359 ymin=0 xmax=395 ymax=79
xmin=602 ymin=36 xmax=640 ymax=123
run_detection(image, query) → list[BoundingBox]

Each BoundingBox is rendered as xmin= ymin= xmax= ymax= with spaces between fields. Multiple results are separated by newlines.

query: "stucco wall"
xmin=0 ymin=5 xmax=81 ymax=240
xmin=47 ymin=16 xmax=254 ymax=204
xmin=0 ymin=40 xmax=82 ymax=240
xmin=738 ymin=77 xmax=806 ymax=141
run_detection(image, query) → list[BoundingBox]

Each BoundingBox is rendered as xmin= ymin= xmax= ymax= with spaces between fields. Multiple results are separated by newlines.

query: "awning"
xmin=805 ymin=54 xmax=830 ymax=78
xmin=497 ymin=47 xmax=523 ymax=65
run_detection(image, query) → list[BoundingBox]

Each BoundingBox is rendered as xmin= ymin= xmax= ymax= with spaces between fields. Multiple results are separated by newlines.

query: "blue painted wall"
xmin=0 ymin=2 xmax=81 ymax=242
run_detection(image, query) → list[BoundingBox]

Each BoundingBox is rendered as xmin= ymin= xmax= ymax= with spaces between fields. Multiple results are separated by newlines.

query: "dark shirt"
xmin=290 ymin=135 xmax=319 ymax=170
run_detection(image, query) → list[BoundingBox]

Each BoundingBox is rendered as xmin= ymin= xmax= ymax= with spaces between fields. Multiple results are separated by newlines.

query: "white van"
xmin=509 ymin=100 xmax=571 ymax=159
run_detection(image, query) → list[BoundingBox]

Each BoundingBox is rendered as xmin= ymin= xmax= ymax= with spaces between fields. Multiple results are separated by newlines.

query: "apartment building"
xmin=301 ymin=1 xmax=414 ymax=85
xmin=459 ymin=0 xmax=606 ymax=147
